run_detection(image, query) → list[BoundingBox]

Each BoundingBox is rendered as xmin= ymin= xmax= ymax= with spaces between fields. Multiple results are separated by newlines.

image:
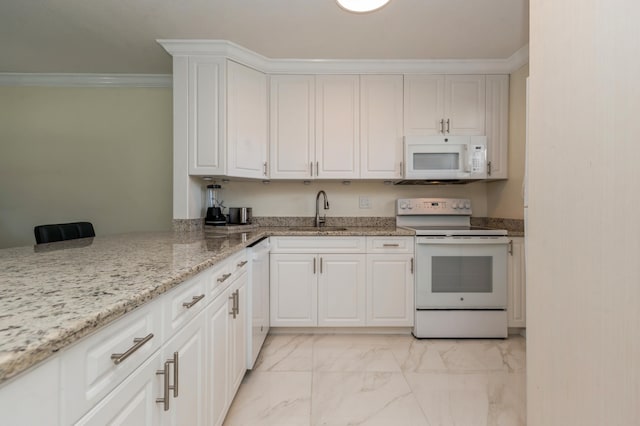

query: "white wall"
xmin=214 ymin=179 xmax=488 ymax=218
xmin=0 ymin=86 xmax=173 ymax=248
xmin=528 ymin=2 xmax=640 ymax=425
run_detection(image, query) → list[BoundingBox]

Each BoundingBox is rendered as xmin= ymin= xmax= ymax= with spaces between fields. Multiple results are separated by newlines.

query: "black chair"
xmin=34 ymin=222 xmax=95 ymax=244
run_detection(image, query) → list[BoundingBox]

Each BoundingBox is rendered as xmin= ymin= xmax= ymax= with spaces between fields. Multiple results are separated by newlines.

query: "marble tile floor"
xmin=223 ymin=333 xmax=526 ymax=426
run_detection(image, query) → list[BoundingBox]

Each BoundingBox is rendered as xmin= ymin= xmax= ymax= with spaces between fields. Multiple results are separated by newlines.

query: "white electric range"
xmin=397 ymin=198 xmax=509 ymax=338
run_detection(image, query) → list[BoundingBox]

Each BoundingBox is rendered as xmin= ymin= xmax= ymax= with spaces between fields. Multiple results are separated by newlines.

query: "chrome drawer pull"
xmin=111 ymin=333 xmax=154 ymax=365
xmin=217 ymin=273 xmax=232 ymax=283
xmin=237 ymin=260 xmax=248 ymax=268
xmin=171 ymin=351 xmax=179 ymax=397
xmin=156 ymin=359 xmax=171 ymax=411
xmin=383 ymin=243 xmax=400 ymax=247
xmin=182 ymin=294 xmax=205 ymax=309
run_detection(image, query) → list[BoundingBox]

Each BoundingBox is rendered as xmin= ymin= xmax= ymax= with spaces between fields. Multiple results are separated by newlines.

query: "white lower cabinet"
xmin=75 ymin=351 xmax=163 ymax=426
xmin=0 ymin=251 xmax=252 ymax=426
xmin=317 ymin=254 xmax=366 ymax=326
xmin=366 ymin=254 xmax=414 ymax=326
xmin=270 ymin=253 xmax=318 ymax=326
xmin=270 ymin=252 xmax=366 ymax=327
xmin=270 ymin=236 xmax=413 ymax=328
xmin=161 ymin=310 xmax=208 ymax=426
xmin=507 ymin=237 xmax=526 ymax=328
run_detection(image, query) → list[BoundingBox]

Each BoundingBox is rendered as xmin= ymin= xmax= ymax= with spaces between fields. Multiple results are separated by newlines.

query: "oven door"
xmin=415 ymin=236 xmax=508 ymax=309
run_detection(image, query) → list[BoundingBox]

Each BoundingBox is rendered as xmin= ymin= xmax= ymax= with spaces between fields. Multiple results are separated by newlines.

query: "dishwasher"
xmin=246 ymin=237 xmax=270 ymax=369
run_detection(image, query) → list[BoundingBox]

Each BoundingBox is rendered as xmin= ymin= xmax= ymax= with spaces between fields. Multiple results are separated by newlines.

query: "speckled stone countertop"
xmin=0 ymin=225 xmax=413 ymax=385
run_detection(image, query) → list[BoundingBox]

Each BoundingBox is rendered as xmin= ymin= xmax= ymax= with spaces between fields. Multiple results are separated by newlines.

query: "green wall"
xmin=0 ymin=86 xmax=173 ymax=248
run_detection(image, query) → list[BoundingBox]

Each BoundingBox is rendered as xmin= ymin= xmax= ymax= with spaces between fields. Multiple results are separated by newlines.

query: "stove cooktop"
xmin=401 ymin=225 xmax=508 ymax=237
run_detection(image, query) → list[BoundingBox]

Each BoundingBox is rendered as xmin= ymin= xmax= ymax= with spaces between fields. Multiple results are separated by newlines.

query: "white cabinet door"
xmin=366 ymin=254 xmax=414 ymax=326
xmin=0 ymin=356 xmax=60 ymax=426
xmin=507 ymin=237 xmax=526 ymax=328
xmin=187 ymin=57 xmax=226 ymax=175
xmin=317 ymin=254 xmax=366 ymax=326
xmin=207 ymin=289 xmax=229 ymax=426
xmin=270 ymin=75 xmax=315 ymax=179
xmin=404 ymin=74 xmax=485 ymax=136
xmin=75 ymin=352 xmax=162 ymax=426
xmin=444 ymin=75 xmax=486 ymax=135
xmin=485 ymin=74 xmax=510 ymax=179
xmin=360 ymin=75 xmax=404 ymax=179
xmin=270 ymin=254 xmax=317 ymax=326
xmin=315 ymin=75 xmax=360 ymax=178
xmin=227 ymin=60 xmax=268 ymax=179
xmin=228 ymin=273 xmax=248 ymax=395
xmin=162 ymin=311 xmax=207 ymax=426
xmin=404 ymin=74 xmax=445 ymax=136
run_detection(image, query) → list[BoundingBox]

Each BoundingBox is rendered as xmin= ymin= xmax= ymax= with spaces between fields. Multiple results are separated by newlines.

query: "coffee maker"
xmin=205 ymin=184 xmax=227 ymax=226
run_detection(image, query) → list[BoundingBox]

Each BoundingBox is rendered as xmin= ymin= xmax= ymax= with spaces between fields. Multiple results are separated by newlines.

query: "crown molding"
xmin=0 ymin=73 xmax=172 ymax=87
xmin=157 ymin=39 xmax=529 ymax=75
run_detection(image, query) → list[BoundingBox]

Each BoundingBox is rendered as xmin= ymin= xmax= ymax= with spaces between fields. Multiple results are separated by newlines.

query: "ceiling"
xmin=0 ymin=0 xmax=529 ymax=74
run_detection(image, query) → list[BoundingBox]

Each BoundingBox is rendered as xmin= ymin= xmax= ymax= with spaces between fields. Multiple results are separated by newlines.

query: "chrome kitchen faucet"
xmin=315 ymin=190 xmax=330 ymax=227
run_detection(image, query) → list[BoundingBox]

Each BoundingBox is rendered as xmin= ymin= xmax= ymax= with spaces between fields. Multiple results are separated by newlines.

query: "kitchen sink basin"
xmin=287 ymin=226 xmax=348 ymax=232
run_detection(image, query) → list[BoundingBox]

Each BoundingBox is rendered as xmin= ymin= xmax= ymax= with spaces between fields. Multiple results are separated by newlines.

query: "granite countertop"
xmin=0 ymin=225 xmax=412 ymax=385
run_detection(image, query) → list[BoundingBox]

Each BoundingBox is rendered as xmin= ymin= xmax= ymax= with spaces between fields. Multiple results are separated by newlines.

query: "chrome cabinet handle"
xmin=111 ymin=333 xmax=154 ymax=365
xmin=316 ymin=161 xmax=319 ymax=176
xmin=310 ymin=161 xmax=313 ymax=177
xmin=446 ymin=118 xmax=450 ymax=133
xmin=237 ymin=260 xmax=248 ymax=268
xmin=383 ymin=243 xmax=400 ymax=247
xmin=182 ymin=294 xmax=205 ymax=309
xmin=263 ymin=161 xmax=268 ymax=176
xmin=229 ymin=292 xmax=236 ymax=319
xmin=156 ymin=359 xmax=171 ymax=411
xmin=313 ymin=257 xmax=316 ymax=274
xmin=400 ymin=161 xmax=403 ymax=177
xmin=229 ymin=290 xmax=239 ymax=318
xmin=410 ymin=258 xmax=414 ymax=274
xmin=156 ymin=352 xmax=178 ymax=411
xmin=487 ymin=161 xmax=492 ymax=176
xmin=217 ymin=273 xmax=232 ymax=283
xmin=171 ymin=352 xmax=179 ymax=397
xmin=439 ymin=119 xmax=444 ymax=133
xmin=320 ymin=257 xmax=323 ymax=274
xmin=508 ymin=240 xmax=513 ymax=255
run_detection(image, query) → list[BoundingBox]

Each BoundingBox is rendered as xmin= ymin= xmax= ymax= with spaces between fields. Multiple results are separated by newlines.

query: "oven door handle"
xmin=416 ymin=237 xmax=510 ymax=245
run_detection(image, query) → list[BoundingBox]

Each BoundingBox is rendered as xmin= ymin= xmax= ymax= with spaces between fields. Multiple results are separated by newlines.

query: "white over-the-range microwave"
xmin=402 ymin=135 xmax=487 ymax=181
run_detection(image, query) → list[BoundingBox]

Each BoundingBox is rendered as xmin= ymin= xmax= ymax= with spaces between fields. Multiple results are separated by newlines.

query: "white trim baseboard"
xmin=0 ymin=73 xmax=172 ymax=88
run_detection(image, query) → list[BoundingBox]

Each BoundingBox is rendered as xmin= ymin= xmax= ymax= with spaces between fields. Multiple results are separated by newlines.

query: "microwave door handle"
xmin=463 ymin=145 xmax=471 ymax=172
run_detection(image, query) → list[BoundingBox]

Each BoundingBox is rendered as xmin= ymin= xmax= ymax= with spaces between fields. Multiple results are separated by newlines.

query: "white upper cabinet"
xmin=360 ymin=75 xmax=404 ymax=179
xmin=187 ymin=57 xmax=226 ymax=175
xmin=404 ymin=74 xmax=486 ymax=136
xmin=226 ymin=60 xmax=269 ymax=179
xmin=269 ymin=75 xmax=316 ymax=179
xmin=315 ymin=75 xmax=360 ymax=179
xmin=181 ymin=58 xmax=267 ymax=178
xmin=485 ymin=75 xmax=510 ymax=179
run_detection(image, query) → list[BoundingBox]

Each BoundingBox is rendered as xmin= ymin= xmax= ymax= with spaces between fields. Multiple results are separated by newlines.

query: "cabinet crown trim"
xmin=158 ymin=39 xmax=529 ymax=75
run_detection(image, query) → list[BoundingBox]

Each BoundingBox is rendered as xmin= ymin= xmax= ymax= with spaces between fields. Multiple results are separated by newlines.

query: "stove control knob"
xmin=464 ymin=201 xmax=471 ymax=209
xmin=399 ymin=202 xmax=407 ymax=210
xmin=452 ymin=202 xmax=458 ymax=209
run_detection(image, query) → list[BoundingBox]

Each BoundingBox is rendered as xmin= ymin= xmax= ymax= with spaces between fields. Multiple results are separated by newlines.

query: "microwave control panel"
xmin=469 ymin=145 xmax=486 ymax=173
xmin=397 ymin=198 xmax=471 ymax=215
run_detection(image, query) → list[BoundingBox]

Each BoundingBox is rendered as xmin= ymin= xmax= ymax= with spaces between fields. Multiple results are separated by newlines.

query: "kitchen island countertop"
xmin=0 ymin=226 xmax=413 ymax=385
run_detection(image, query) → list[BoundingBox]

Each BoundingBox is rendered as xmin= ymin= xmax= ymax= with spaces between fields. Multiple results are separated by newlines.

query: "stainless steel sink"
xmin=287 ymin=226 xmax=348 ymax=232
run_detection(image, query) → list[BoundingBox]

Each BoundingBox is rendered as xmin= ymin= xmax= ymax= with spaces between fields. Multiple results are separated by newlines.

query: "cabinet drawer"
xmin=366 ymin=236 xmax=414 ymax=253
xmin=270 ymin=236 xmax=365 ymax=253
xmin=60 ymin=299 xmax=162 ymax=425
xmin=163 ymin=269 xmax=209 ymax=338
xmin=209 ymin=250 xmax=248 ymax=299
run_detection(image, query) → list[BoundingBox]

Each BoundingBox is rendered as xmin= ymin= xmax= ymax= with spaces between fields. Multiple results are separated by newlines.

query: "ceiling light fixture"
xmin=336 ymin=0 xmax=390 ymax=13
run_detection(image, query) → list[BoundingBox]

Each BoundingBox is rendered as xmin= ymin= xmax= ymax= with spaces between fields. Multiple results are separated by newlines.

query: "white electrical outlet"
xmin=359 ymin=196 xmax=371 ymax=209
